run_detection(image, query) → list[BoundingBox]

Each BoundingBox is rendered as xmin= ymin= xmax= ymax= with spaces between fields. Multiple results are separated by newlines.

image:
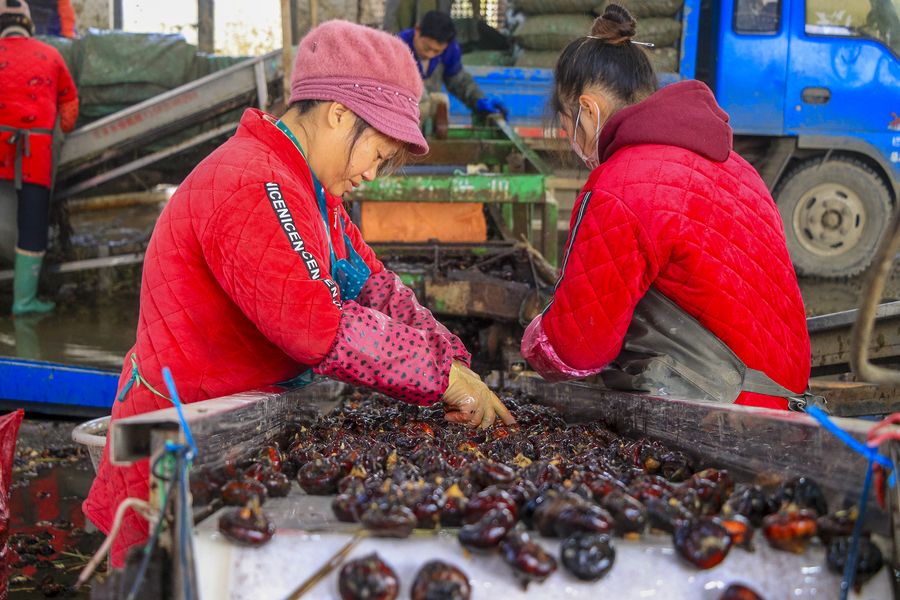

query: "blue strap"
xmin=161 ymin=367 xmax=197 ymax=460
xmin=840 ymin=457 xmax=874 ymax=600
xmin=115 ymin=372 xmax=135 ymax=403
xmin=806 ymin=406 xmax=893 ymax=471
xmin=278 ymin=369 xmax=316 ymax=389
xmin=273 ymin=119 xmax=370 ymax=301
xmin=805 ymin=406 xmax=893 ymax=599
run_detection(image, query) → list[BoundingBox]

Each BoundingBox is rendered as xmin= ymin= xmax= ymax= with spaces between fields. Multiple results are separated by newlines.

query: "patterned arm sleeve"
xmin=314 ymin=301 xmax=457 ymax=406
xmin=356 ymin=269 xmax=471 ymax=366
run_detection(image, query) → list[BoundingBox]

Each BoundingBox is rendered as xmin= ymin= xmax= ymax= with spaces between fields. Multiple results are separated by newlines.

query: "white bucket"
xmin=71 ymin=415 xmax=110 ymax=473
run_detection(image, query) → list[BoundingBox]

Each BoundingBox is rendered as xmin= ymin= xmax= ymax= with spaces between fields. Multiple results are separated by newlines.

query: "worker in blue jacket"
xmin=399 ymin=10 xmax=508 ymax=125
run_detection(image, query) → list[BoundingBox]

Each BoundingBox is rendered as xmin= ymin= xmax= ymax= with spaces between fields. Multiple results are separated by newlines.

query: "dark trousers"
xmin=16 ymin=183 xmax=51 ymax=253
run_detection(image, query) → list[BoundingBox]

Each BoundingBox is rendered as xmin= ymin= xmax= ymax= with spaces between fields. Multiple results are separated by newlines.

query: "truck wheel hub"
xmin=793 ymin=183 xmax=865 ymax=257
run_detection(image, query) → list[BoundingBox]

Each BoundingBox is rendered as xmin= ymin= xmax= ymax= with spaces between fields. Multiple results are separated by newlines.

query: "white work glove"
xmin=442 ymin=361 xmax=516 ymax=429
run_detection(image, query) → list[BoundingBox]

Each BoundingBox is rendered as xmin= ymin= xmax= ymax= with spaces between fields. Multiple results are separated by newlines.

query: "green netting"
xmin=513 ymin=14 xmax=594 ymax=50
xmin=39 ymin=31 xmax=245 ymax=125
xmin=514 ymin=0 xmax=599 ymax=15
xmin=596 ymin=0 xmax=683 ymax=18
xmin=78 ymin=83 xmax=170 ymax=107
xmin=635 ymin=18 xmax=681 ymax=46
xmin=76 ymin=31 xmax=199 ymax=88
xmin=644 ymin=46 xmax=679 ymax=72
xmin=462 ymin=50 xmax=515 ymax=66
xmin=514 ymin=45 xmax=678 ymax=72
xmin=37 ymin=36 xmax=80 ymax=81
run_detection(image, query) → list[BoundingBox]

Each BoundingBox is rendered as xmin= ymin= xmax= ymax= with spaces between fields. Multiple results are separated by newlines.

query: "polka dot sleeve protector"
xmin=313 ymin=300 xmax=462 ymax=406
xmin=356 ymin=269 xmax=471 ymax=366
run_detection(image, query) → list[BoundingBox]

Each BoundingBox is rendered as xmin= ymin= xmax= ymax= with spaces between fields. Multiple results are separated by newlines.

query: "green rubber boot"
xmin=12 ymin=250 xmax=55 ymax=316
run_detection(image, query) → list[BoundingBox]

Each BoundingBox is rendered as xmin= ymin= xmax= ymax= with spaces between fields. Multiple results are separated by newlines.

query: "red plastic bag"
xmin=0 ymin=410 xmax=24 ymax=600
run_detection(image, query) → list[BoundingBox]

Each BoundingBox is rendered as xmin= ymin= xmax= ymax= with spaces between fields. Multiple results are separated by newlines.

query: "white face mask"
xmin=569 ymin=102 xmax=602 ymax=170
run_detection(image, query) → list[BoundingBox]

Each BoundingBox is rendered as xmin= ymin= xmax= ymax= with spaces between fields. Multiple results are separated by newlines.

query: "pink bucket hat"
xmin=289 ymin=20 xmax=429 ymax=156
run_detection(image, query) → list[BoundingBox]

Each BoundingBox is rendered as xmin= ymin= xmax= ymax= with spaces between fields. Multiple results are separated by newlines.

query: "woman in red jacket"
xmin=85 ymin=20 xmax=513 ymax=566
xmin=0 ymin=0 xmax=78 ymax=315
xmin=522 ymin=5 xmax=811 ymax=409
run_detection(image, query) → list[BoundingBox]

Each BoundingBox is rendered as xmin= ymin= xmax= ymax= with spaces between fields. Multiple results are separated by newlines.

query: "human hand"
xmin=442 ymin=361 xmax=516 ymax=429
xmin=475 ymin=95 xmax=509 ymax=119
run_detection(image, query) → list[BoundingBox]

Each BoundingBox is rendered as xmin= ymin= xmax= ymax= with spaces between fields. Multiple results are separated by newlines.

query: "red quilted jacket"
xmin=522 ymin=81 xmax=810 ymax=410
xmin=0 ymin=36 xmax=78 ymax=187
xmin=84 ymin=109 xmax=468 ymax=566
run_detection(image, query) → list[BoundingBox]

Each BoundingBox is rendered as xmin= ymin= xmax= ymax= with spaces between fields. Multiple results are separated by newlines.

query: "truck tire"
xmin=775 ymin=157 xmax=892 ymax=278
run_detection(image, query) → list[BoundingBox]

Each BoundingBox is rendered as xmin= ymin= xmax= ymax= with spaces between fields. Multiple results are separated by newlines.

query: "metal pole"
xmin=198 ymin=0 xmax=215 ymax=53
xmin=112 ymin=0 xmax=124 ymax=29
xmin=281 ymin=0 xmax=293 ymax=103
xmin=290 ymin=0 xmax=301 ymax=42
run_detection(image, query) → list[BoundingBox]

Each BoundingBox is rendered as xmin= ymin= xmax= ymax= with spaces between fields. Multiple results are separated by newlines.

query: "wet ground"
xmin=0 ymin=301 xmax=138 ymax=371
xmin=9 ymin=419 xmax=105 ymax=598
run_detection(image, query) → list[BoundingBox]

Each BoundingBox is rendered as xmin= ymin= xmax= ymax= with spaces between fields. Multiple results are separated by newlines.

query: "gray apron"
xmin=598 ymin=287 xmax=824 ymax=411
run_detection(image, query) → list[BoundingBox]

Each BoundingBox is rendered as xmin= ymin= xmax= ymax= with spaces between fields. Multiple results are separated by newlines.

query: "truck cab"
xmin=691 ymin=0 xmax=900 ymax=277
xmin=453 ymin=0 xmax=900 ymax=278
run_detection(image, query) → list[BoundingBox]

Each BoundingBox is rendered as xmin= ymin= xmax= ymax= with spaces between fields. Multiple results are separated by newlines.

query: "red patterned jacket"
xmin=0 ymin=36 xmax=78 ymax=187
xmin=84 ymin=109 xmax=467 ymax=566
xmin=522 ymin=81 xmax=810 ymax=410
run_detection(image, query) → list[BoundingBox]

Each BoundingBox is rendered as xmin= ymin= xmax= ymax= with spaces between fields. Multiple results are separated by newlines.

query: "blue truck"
xmin=453 ymin=0 xmax=900 ymax=278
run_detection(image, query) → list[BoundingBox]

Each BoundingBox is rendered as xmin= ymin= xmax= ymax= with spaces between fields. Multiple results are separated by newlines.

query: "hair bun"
xmin=590 ymin=4 xmax=637 ymax=46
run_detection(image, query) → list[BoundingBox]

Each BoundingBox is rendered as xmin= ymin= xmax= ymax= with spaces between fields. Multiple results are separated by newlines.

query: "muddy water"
xmin=0 ymin=202 xmax=150 ymax=370
xmin=0 ymin=300 xmax=138 ymax=370
xmin=9 ymin=420 xmax=104 ymax=599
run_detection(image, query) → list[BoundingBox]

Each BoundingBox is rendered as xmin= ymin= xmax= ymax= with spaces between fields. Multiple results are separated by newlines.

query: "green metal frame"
xmin=350 ymin=174 xmax=559 ymax=265
xmin=351 ymin=174 xmax=542 ymax=203
xmin=349 ymin=174 xmax=558 ymax=265
xmin=347 ymin=118 xmax=560 ymax=265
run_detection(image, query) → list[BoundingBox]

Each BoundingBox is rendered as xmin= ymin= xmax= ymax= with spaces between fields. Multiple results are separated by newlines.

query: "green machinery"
xmin=346 ymin=120 xmax=559 ymax=366
xmin=350 ymin=120 xmax=558 ymax=263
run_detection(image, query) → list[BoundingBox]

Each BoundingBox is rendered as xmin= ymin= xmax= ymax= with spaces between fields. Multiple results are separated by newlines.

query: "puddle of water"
xmin=9 ymin=426 xmax=103 ymax=599
xmin=0 ymin=300 xmax=137 ymax=370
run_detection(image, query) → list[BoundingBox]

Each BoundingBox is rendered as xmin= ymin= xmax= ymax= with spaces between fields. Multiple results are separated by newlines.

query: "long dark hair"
xmin=552 ymin=4 xmax=657 ymax=120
